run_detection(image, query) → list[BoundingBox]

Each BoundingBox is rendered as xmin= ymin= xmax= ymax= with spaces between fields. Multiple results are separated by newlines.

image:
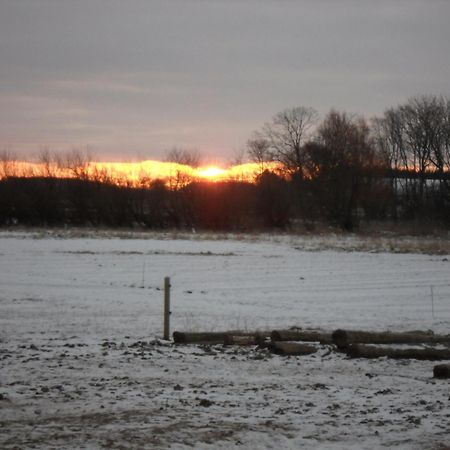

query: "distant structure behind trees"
xmin=247 ymin=95 xmax=450 ymax=231
xmin=1 ymin=95 xmax=450 ymax=232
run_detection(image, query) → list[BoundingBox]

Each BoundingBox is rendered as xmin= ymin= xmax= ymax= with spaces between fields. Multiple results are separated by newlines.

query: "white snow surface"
xmin=1 ymin=231 xmax=450 ymax=449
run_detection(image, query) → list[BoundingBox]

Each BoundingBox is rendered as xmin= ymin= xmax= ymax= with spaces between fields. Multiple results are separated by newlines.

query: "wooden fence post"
xmin=430 ymin=285 xmax=435 ymax=319
xmin=164 ymin=277 xmax=171 ymax=340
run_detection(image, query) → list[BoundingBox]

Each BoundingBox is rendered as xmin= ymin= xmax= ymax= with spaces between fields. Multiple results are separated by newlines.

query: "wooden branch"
xmin=270 ymin=341 xmax=318 ymax=356
xmin=347 ymin=344 xmax=450 ymax=361
xmin=271 ymin=329 xmax=332 ymax=344
xmin=332 ymin=329 xmax=449 ymax=349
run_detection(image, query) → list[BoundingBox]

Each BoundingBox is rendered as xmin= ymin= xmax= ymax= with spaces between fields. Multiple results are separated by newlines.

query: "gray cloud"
xmin=1 ymin=0 xmax=449 ymax=161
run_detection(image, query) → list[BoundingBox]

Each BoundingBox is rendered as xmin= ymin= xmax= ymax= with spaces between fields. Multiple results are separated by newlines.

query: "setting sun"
xmin=195 ymin=166 xmax=227 ymax=180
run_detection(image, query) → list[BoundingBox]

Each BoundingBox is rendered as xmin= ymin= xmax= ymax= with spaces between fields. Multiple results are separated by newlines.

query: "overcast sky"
xmin=1 ymin=0 xmax=449 ymax=162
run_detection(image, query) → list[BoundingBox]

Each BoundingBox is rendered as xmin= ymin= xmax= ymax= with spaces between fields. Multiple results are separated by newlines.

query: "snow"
xmin=1 ymin=230 xmax=450 ymax=449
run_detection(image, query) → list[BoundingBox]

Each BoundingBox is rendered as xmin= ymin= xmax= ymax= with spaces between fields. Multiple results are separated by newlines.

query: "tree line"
xmin=1 ymin=94 xmax=450 ymax=231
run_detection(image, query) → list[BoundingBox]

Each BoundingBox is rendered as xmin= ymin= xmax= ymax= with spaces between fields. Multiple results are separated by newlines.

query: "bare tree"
xmin=246 ymin=136 xmax=273 ymax=174
xmin=310 ymin=110 xmax=378 ymax=230
xmin=254 ymin=106 xmax=318 ymax=176
xmin=444 ymin=97 xmax=450 ymax=171
xmin=63 ymin=147 xmax=94 ymax=181
xmin=165 ymin=147 xmax=201 ymax=189
xmin=165 ymin=147 xmax=202 ymax=168
xmin=401 ymin=96 xmax=444 ymax=175
xmin=316 ymin=110 xmax=374 ymax=167
xmin=372 ymin=108 xmax=409 ymax=218
xmin=392 ymin=95 xmax=449 ymax=206
xmin=37 ymin=147 xmax=60 ymax=178
xmin=373 ymin=109 xmax=406 ymax=172
xmin=0 ymin=149 xmax=18 ymax=179
xmin=373 ymin=95 xmax=450 ymax=220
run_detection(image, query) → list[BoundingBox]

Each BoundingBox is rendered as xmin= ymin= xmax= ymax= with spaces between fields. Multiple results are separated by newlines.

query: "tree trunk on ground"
xmin=270 ymin=341 xmax=318 ymax=356
xmin=347 ymin=344 xmax=450 ymax=361
xmin=173 ymin=331 xmax=270 ymax=345
xmin=433 ymin=364 xmax=450 ymax=378
xmin=332 ymin=329 xmax=448 ymax=349
xmin=173 ymin=331 xmax=234 ymax=344
xmin=271 ymin=329 xmax=332 ymax=344
xmin=224 ymin=335 xmax=264 ymax=346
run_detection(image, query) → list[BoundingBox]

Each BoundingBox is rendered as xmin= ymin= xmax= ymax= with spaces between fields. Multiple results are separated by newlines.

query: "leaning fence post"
xmin=164 ymin=277 xmax=171 ymax=340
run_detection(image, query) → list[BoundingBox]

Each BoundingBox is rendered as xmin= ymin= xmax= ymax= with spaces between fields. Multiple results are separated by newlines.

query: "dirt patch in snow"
xmin=1 ymin=338 xmax=450 ymax=449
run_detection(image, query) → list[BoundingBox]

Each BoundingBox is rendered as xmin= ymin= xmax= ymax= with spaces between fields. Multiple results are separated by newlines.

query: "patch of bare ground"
xmin=1 ymin=410 xmax=293 ymax=449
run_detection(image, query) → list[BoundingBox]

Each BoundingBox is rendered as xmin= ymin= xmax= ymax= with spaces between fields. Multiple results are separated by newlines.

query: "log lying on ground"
xmin=347 ymin=344 xmax=450 ymax=361
xmin=433 ymin=364 xmax=450 ymax=379
xmin=173 ymin=331 xmax=234 ymax=344
xmin=224 ymin=335 xmax=263 ymax=346
xmin=271 ymin=329 xmax=332 ymax=344
xmin=332 ymin=329 xmax=449 ymax=349
xmin=270 ymin=341 xmax=318 ymax=356
xmin=173 ymin=331 xmax=270 ymax=345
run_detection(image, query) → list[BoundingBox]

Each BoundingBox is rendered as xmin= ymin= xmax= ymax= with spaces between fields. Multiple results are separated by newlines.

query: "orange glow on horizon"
xmin=0 ymin=159 xmax=281 ymax=187
xmin=195 ymin=166 xmax=227 ymax=180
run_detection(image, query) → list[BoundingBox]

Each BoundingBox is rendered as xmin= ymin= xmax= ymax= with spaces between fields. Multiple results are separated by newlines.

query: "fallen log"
xmin=433 ymin=364 xmax=450 ymax=379
xmin=173 ymin=331 xmax=270 ymax=345
xmin=347 ymin=344 xmax=450 ymax=361
xmin=332 ymin=329 xmax=449 ymax=349
xmin=173 ymin=331 xmax=234 ymax=344
xmin=270 ymin=341 xmax=318 ymax=356
xmin=223 ymin=335 xmax=263 ymax=346
xmin=271 ymin=329 xmax=332 ymax=344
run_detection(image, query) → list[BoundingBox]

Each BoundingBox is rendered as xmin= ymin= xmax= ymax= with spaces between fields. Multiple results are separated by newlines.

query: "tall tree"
xmin=252 ymin=106 xmax=318 ymax=177
xmin=308 ymin=110 xmax=379 ymax=230
xmin=374 ymin=95 xmax=450 ymax=218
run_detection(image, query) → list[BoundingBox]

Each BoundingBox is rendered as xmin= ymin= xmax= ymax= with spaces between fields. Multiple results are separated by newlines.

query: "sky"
xmin=1 ymin=0 xmax=450 ymax=163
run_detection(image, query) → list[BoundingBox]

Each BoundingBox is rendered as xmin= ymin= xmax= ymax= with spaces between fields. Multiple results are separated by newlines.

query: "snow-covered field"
xmin=1 ymin=230 xmax=450 ymax=449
